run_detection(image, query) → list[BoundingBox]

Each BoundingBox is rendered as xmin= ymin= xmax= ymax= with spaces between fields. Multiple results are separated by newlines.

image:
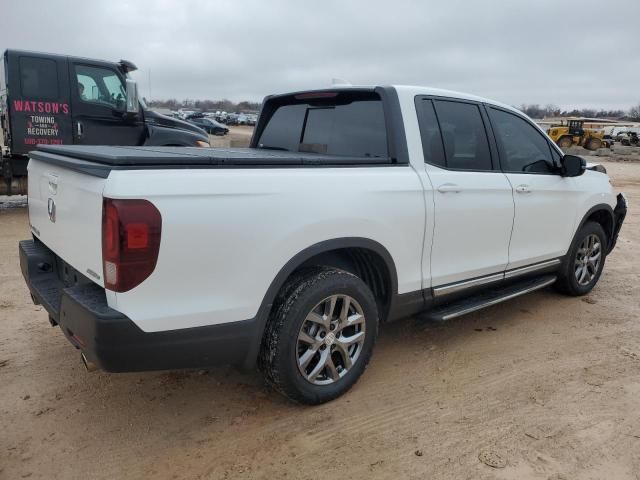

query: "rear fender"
xmin=242 ymin=237 xmax=398 ymax=369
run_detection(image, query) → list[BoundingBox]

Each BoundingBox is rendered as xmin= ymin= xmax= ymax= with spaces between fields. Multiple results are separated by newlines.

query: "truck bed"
xmin=32 ymin=145 xmax=393 ymax=178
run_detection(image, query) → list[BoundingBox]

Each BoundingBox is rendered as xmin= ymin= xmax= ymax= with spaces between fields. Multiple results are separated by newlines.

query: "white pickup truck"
xmin=20 ymin=86 xmax=627 ymax=404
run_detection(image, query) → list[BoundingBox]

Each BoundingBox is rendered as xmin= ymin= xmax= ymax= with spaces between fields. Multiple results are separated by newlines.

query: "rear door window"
xmin=432 ymin=100 xmax=493 ymax=171
xmin=257 ymin=92 xmax=388 ymax=158
xmin=19 ymin=57 xmax=59 ymax=100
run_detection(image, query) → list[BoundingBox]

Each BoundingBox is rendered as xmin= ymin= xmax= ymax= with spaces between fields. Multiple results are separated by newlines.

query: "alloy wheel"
xmin=574 ymin=233 xmax=602 ymax=286
xmin=296 ymin=294 xmax=366 ymax=385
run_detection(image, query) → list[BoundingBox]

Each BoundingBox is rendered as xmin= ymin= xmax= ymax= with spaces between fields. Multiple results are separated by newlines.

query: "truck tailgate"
xmin=28 ymin=158 xmax=105 ymax=286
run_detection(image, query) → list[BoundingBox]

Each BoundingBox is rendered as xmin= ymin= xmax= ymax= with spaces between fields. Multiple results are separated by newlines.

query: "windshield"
xmin=257 ymin=91 xmax=388 ymax=157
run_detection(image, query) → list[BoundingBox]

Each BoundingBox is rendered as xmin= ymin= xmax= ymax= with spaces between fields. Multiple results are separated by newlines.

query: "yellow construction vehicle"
xmin=546 ymin=119 xmax=604 ymax=151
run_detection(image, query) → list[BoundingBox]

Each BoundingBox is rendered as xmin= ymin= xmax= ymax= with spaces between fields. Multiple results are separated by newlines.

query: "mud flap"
xmin=609 ymin=193 xmax=628 ymax=253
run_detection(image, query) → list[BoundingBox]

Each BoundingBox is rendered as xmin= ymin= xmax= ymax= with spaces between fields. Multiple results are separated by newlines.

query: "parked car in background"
xmin=215 ymin=111 xmax=228 ymax=123
xmin=601 ymin=134 xmax=615 ymax=149
xmin=616 ymin=132 xmax=632 ymax=146
xmin=177 ymin=109 xmax=196 ymax=120
xmin=225 ymin=113 xmax=240 ymax=125
xmin=615 ymin=128 xmax=640 ymax=146
xmin=186 ymin=115 xmax=229 ymax=135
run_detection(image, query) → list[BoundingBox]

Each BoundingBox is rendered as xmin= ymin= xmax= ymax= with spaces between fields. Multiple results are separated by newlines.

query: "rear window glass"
xmin=257 ymin=93 xmax=388 ymax=158
xmin=20 ymin=57 xmax=58 ymax=100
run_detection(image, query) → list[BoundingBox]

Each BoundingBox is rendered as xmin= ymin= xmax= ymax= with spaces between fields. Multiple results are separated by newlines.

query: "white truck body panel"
xmin=104 ymin=166 xmax=425 ymax=331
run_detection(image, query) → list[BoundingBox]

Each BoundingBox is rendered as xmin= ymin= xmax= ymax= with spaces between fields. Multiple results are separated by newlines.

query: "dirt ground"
xmin=1 ymin=157 xmax=639 ymax=480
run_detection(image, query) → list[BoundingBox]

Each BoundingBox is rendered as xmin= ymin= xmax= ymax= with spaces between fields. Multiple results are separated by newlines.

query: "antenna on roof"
xmin=331 ymin=78 xmax=352 ymax=86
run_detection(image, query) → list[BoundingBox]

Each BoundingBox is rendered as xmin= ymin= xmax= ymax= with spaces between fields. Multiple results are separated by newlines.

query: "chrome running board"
xmin=426 ymin=275 xmax=557 ymax=322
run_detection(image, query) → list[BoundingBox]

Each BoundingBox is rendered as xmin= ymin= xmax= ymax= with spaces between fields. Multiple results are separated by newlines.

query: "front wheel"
xmin=556 ymin=221 xmax=607 ymax=296
xmin=259 ymin=267 xmax=379 ymax=404
xmin=558 ymin=136 xmax=573 ymax=149
xmin=585 ymin=138 xmax=602 ymax=151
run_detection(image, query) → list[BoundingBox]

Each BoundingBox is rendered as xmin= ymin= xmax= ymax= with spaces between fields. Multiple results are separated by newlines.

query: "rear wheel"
xmin=558 ymin=136 xmax=573 ymax=149
xmin=259 ymin=267 xmax=379 ymax=404
xmin=556 ymin=221 xmax=607 ymax=296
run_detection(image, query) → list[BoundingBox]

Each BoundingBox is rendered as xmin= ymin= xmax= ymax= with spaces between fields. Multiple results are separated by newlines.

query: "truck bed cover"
xmin=31 ymin=145 xmax=393 ymax=178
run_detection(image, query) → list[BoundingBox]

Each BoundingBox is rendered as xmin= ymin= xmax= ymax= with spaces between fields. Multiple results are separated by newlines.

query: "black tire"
xmin=557 ymin=136 xmax=573 ymax=149
xmin=259 ymin=267 xmax=379 ymax=404
xmin=584 ymin=138 xmax=602 ymax=151
xmin=555 ymin=221 xmax=607 ymax=296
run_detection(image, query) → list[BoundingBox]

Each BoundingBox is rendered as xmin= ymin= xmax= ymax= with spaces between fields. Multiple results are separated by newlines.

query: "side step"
xmin=425 ymin=275 xmax=557 ymax=322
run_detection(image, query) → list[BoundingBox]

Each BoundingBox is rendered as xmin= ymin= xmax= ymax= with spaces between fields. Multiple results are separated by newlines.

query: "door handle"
xmin=515 ymin=184 xmax=531 ymax=194
xmin=76 ymin=121 xmax=83 ymax=137
xmin=437 ymin=183 xmax=462 ymax=193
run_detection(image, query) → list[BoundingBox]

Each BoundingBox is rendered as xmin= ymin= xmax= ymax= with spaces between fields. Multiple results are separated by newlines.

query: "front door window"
xmin=74 ymin=65 xmax=126 ymax=111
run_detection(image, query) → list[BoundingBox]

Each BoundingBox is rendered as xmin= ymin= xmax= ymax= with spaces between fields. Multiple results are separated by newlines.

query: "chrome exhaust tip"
xmin=81 ymin=352 xmax=98 ymax=372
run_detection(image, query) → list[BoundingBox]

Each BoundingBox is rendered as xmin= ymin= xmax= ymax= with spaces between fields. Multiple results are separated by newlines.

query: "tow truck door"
xmin=68 ymin=60 xmax=145 ymax=146
xmin=4 ymin=51 xmax=73 ymax=155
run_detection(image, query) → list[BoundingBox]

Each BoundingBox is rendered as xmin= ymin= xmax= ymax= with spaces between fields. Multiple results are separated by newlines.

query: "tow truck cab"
xmin=0 ymin=49 xmax=210 ymax=195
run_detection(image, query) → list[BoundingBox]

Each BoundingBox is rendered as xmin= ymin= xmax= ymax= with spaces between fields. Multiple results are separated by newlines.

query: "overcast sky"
xmin=2 ymin=0 xmax=638 ymax=110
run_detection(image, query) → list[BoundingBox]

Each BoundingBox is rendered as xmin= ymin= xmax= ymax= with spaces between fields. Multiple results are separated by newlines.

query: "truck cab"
xmin=0 ymin=49 xmax=210 ymax=195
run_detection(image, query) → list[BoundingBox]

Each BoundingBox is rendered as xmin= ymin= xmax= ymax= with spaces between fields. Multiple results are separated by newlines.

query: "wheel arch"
xmin=575 ymin=204 xmax=614 ymax=250
xmin=243 ymin=237 xmax=398 ymax=368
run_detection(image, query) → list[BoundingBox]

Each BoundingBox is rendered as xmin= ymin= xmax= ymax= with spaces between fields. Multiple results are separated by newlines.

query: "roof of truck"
xmin=268 ymin=84 xmax=521 ymax=116
xmin=393 ymin=84 xmax=515 ymax=110
xmin=3 ymin=49 xmax=136 ymax=71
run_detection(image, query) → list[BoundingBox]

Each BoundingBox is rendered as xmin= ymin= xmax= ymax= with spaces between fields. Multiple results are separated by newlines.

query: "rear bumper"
xmin=19 ymin=239 xmax=259 ymax=372
xmin=609 ymin=193 xmax=627 ymax=253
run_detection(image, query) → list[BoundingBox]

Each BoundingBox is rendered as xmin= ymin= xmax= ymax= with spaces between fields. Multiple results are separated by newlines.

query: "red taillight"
xmin=102 ymin=198 xmax=162 ymax=292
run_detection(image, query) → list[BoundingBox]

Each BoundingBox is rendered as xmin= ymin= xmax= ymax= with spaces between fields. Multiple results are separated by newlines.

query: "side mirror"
xmin=561 ymin=154 xmax=586 ymax=177
xmin=125 ymin=79 xmax=139 ymax=114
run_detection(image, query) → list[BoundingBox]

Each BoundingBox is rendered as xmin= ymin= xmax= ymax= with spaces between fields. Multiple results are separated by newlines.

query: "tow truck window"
xmin=257 ymin=93 xmax=388 ymax=158
xmin=74 ymin=65 xmax=126 ymax=110
xmin=19 ymin=57 xmax=58 ymax=100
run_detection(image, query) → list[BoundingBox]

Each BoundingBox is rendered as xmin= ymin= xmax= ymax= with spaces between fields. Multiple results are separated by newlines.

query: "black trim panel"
xmin=376 ymin=86 xmax=410 ymax=165
xmin=30 ymin=146 xmax=400 ymax=179
xmin=387 ymin=289 xmax=428 ymax=322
